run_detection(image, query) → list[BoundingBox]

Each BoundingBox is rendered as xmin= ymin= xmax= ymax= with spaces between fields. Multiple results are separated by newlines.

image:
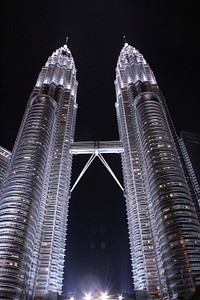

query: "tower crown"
xmin=119 ymin=43 xmax=146 ymax=66
xmin=115 ymin=43 xmax=156 ymax=87
xmin=35 ymin=41 xmax=77 ymax=92
xmin=46 ymin=42 xmax=74 ymax=68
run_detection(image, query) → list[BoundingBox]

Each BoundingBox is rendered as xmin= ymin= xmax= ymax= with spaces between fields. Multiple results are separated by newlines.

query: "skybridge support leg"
xmin=70 ymin=148 xmax=124 ymax=193
xmin=70 ymin=153 xmax=96 ymax=193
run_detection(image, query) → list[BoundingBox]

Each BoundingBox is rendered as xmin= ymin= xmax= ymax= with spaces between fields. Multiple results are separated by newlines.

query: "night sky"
xmin=1 ymin=0 xmax=200 ymax=295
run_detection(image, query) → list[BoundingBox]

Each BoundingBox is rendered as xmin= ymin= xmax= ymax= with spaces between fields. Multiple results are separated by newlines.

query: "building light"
xmin=84 ymin=293 xmax=91 ymax=300
xmin=100 ymin=292 xmax=108 ymax=300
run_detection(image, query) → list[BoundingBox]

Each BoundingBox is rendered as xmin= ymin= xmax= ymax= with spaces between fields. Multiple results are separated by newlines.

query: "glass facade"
xmin=179 ymin=131 xmax=200 ymax=207
xmin=115 ymin=43 xmax=200 ymax=299
xmin=30 ymin=45 xmax=78 ymax=298
xmin=0 ymin=146 xmax=11 ymax=196
xmin=0 ymin=43 xmax=78 ymax=299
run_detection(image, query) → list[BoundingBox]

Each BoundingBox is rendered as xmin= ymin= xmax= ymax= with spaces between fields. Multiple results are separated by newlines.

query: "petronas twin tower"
xmin=0 ymin=41 xmax=200 ymax=300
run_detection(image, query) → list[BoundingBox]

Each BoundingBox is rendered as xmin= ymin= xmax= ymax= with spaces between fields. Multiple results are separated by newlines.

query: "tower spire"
xmin=65 ymin=36 xmax=68 ymax=45
xmin=123 ymin=35 xmax=128 ymax=46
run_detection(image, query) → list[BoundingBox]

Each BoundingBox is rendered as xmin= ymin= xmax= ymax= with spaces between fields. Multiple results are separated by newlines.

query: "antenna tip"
xmin=123 ymin=36 xmax=129 ymax=47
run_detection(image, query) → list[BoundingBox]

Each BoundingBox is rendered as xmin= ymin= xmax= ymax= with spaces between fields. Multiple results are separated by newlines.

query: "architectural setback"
xmin=0 ymin=41 xmax=200 ymax=300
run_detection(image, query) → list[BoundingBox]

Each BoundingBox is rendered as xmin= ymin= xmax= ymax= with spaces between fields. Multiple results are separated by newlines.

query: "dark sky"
xmin=1 ymin=0 xmax=200 ymax=295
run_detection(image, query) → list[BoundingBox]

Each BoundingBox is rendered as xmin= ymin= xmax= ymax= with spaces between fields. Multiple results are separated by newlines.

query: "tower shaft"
xmin=0 ymin=43 xmax=78 ymax=299
xmin=115 ymin=43 xmax=200 ymax=299
xmin=30 ymin=45 xmax=78 ymax=297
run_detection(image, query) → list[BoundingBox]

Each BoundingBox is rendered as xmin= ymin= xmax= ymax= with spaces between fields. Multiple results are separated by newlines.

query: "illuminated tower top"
xmin=35 ymin=40 xmax=77 ymax=96
xmin=115 ymin=43 xmax=156 ymax=92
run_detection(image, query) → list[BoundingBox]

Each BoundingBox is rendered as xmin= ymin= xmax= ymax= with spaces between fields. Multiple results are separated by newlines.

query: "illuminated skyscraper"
xmin=115 ymin=43 xmax=200 ymax=299
xmin=0 ymin=41 xmax=200 ymax=300
xmin=0 ymin=42 xmax=78 ymax=299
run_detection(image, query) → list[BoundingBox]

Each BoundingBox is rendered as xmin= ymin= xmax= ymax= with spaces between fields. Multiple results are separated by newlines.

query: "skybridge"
xmin=70 ymin=141 xmax=124 ymax=192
